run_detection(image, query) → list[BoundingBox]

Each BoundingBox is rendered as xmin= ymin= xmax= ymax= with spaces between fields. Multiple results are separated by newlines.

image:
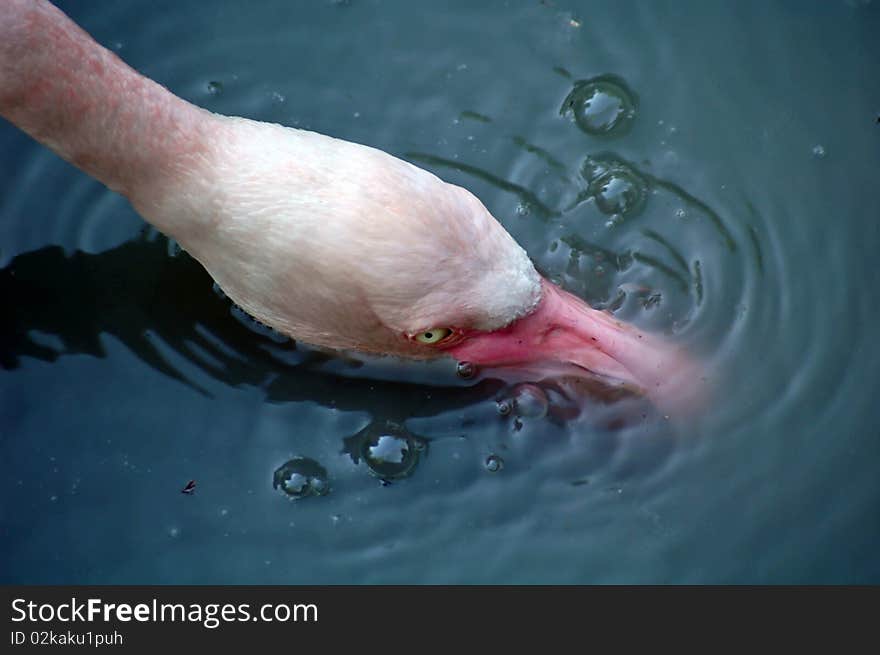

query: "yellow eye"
xmin=414 ymin=328 xmax=452 ymax=344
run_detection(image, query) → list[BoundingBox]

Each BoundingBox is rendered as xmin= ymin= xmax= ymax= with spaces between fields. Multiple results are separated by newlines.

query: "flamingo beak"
xmin=447 ymin=279 xmax=704 ymax=414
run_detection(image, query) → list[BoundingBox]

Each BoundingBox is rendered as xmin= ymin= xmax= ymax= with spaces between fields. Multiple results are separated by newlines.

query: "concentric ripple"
xmin=2 ymin=0 xmax=877 ymax=586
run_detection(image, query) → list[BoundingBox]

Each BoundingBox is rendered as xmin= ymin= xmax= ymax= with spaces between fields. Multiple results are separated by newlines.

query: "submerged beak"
xmin=448 ymin=279 xmax=703 ymax=414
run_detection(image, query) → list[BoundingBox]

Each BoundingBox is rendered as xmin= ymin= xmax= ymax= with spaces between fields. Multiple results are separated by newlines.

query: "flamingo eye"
xmin=414 ymin=328 xmax=453 ymax=344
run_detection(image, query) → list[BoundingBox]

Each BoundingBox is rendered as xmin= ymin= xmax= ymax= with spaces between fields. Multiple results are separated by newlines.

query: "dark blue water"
xmin=2 ymin=0 xmax=879 ymax=583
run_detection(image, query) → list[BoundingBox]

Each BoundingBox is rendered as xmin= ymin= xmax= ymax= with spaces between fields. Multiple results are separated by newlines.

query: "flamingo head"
xmin=156 ymin=118 xmax=701 ymax=413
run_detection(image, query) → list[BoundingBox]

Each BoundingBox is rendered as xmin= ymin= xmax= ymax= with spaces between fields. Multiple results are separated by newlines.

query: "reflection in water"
xmin=459 ymin=110 xmax=492 ymax=124
xmin=1 ymin=230 xmax=274 ymax=392
xmin=647 ymin=174 xmax=737 ymax=252
xmin=510 ymin=136 xmax=568 ymax=176
xmin=745 ymin=202 xmax=765 ymax=275
xmin=641 ymin=229 xmax=690 ymax=276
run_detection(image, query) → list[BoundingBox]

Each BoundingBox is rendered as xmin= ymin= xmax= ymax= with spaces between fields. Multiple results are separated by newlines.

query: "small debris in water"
xmin=181 ymin=479 xmax=196 ymax=495
xmin=206 ymin=80 xmax=223 ymax=96
xmin=811 ymin=144 xmax=826 ymax=158
xmin=641 ymin=292 xmax=662 ymax=309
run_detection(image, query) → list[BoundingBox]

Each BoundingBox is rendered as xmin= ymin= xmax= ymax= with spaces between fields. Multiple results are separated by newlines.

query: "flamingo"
xmin=0 ymin=0 xmax=701 ymax=414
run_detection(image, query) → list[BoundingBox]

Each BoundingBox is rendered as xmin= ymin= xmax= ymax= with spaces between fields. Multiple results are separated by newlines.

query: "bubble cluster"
xmin=273 ymin=457 xmax=330 ymax=499
xmin=560 ymin=75 xmax=637 ymax=136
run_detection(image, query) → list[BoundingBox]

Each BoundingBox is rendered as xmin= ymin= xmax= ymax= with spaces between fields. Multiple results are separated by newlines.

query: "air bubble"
xmin=511 ymin=383 xmax=549 ymax=419
xmin=485 ymin=454 xmax=504 ymax=472
xmin=362 ymin=432 xmax=423 ymax=481
xmin=496 ymin=399 xmax=513 ymax=416
xmin=812 ymin=144 xmax=827 ymax=158
xmin=342 ymin=421 xmax=427 ymax=481
xmin=456 ymin=361 xmax=477 ymax=379
xmin=581 ymin=154 xmax=647 ymax=219
xmin=560 ymin=75 xmax=637 ymax=136
xmin=273 ymin=457 xmax=330 ymax=499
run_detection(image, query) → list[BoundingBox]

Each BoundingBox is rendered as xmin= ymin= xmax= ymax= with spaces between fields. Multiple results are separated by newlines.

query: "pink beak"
xmin=448 ymin=279 xmax=703 ymax=415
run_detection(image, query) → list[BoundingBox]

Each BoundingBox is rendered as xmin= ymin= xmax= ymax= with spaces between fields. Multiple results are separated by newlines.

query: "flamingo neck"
xmin=0 ymin=0 xmax=213 ymax=223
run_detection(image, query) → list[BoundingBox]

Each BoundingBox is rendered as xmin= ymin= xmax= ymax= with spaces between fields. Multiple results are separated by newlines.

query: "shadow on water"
xmin=0 ymin=230 xmax=506 ymax=414
xmin=1 ymin=231 xmax=661 ymax=486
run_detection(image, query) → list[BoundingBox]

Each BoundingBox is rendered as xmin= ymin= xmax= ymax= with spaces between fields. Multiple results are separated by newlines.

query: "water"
xmin=1 ymin=0 xmax=879 ymax=583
